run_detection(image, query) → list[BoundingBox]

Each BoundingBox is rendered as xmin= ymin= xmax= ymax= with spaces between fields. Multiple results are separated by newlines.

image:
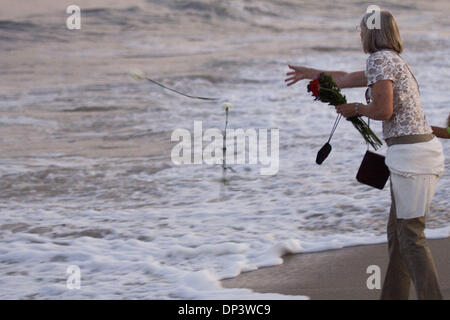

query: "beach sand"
xmin=221 ymin=238 xmax=450 ymax=300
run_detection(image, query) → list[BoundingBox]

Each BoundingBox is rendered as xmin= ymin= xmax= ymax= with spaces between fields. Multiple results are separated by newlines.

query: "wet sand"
xmin=221 ymin=238 xmax=450 ymax=300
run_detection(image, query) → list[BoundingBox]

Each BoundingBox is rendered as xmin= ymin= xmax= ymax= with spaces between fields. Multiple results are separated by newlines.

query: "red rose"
xmin=309 ymin=79 xmax=320 ymax=97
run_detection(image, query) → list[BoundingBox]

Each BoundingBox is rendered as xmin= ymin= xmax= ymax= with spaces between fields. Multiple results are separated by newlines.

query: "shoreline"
xmin=221 ymin=238 xmax=450 ymax=300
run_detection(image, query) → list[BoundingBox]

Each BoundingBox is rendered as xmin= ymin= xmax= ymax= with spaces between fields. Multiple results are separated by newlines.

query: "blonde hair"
xmin=360 ymin=10 xmax=403 ymax=54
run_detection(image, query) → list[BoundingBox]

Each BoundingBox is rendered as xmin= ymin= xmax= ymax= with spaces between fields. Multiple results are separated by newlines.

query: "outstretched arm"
xmin=285 ymin=65 xmax=367 ymax=89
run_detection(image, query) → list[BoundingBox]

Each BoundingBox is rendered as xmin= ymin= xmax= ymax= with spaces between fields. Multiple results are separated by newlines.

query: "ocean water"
xmin=0 ymin=0 xmax=449 ymax=299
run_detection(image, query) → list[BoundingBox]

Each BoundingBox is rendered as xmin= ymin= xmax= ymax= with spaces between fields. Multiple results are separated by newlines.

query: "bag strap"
xmin=327 ymin=114 xmax=342 ymax=143
xmin=366 ymin=118 xmax=371 ymax=151
xmin=394 ymin=52 xmax=420 ymax=95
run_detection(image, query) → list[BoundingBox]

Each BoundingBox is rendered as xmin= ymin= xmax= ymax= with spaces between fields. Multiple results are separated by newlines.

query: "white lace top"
xmin=365 ymin=49 xmax=432 ymax=140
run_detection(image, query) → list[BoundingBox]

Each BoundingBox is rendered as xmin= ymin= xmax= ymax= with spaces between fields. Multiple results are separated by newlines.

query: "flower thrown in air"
xmin=128 ymin=68 xmax=146 ymax=81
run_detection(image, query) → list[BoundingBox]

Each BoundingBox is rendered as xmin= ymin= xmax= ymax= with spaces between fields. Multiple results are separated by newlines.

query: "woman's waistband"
xmin=385 ymin=134 xmax=435 ymax=147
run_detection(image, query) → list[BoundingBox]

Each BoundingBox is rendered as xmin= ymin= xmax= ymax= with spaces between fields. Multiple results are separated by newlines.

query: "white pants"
xmin=390 ymin=172 xmax=440 ymax=219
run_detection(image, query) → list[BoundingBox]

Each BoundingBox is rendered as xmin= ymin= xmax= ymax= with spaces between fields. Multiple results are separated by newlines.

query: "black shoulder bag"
xmin=355 ymin=140 xmax=390 ymax=190
xmin=355 ymin=89 xmax=390 ymax=189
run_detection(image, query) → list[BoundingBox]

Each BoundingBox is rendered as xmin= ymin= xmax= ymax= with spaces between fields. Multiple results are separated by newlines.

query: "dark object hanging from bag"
xmin=316 ymin=142 xmax=332 ymax=165
xmin=316 ymin=114 xmax=342 ymax=165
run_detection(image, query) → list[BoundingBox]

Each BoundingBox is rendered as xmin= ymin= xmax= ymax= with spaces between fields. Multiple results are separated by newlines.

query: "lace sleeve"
xmin=365 ymin=51 xmax=396 ymax=86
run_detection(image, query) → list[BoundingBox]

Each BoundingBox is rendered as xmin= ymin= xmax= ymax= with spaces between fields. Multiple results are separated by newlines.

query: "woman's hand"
xmin=285 ymin=65 xmax=315 ymax=86
xmin=285 ymin=66 xmax=367 ymax=89
xmin=335 ymin=103 xmax=358 ymax=118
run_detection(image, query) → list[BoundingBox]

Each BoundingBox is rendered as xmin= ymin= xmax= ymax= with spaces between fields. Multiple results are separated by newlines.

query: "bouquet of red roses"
xmin=307 ymin=73 xmax=382 ymax=150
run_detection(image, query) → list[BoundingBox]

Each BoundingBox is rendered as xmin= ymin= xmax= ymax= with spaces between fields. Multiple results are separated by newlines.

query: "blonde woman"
xmin=285 ymin=10 xmax=445 ymax=300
